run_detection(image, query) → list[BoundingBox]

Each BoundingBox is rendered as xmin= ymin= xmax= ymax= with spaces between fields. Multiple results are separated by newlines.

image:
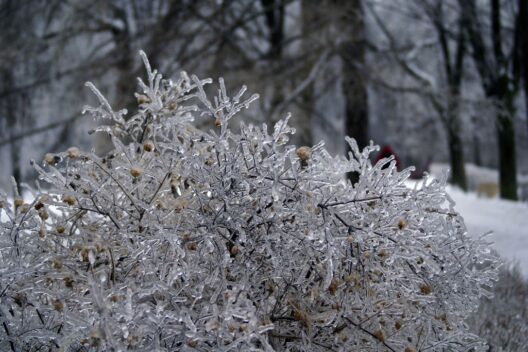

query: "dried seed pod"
xmin=186 ymin=339 xmax=199 ymax=348
xmin=168 ymin=101 xmax=177 ymax=110
xmin=230 ymin=245 xmax=240 ymax=256
xmin=38 ymin=226 xmax=46 ymax=238
xmin=13 ymin=292 xmax=27 ymax=307
xmin=395 ymin=320 xmax=403 ymax=330
xmin=44 ymin=153 xmax=56 ymax=165
xmin=420 ymin=283 xmax=432 ymax=295
xmin=63 ymin=276 xmax=74 ymax=288
xmin=296 ymin=146 xmax=312 ymax=161
xmin=373 ymin=329 xmax=385 ymax=342
xmin=52 ymin=298 xmax=64 ymax=312
xmin=328 ymin=278 xmax=341 ymax=295
xmin=143 ymin=140 xmax=155 ymax=152
xmin=130 ymin=167 xmax=143 ymax=178
xmin=296 ymin=146 xmax=311 ymax=168
xmin=14 ymin=198 xmax=24 ymax=209
xmin=66 ymin=147 xmax=80 ymax=158
xmin=137 ymin=94 xmax=149 ymax=104
xmin=293 ymin=308 xmax=311 ymax=329
xmin=51 ymin=260 xmax=62 ymax=269
xmin=62 ymin=195 xmax=76 ymax=206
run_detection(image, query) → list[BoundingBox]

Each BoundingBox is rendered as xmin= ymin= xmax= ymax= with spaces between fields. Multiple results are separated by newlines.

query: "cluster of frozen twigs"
xmin=0 ymin=51 xmax=499 ymax=351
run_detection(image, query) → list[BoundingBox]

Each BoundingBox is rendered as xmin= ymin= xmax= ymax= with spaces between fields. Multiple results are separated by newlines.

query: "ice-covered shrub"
xmin=468 ymin=263 xmax=528 ymax=352
xmin=0 ymin=52 xmax=499 ymax=351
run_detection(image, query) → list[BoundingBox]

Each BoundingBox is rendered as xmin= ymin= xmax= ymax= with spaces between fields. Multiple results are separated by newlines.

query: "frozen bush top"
xmin=0 ymin=51 xmax=498 ymax=351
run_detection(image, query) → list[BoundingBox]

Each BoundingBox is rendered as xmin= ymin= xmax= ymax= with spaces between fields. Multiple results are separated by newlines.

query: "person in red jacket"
xmin=374 ymin=145 xmax=401 ymax=171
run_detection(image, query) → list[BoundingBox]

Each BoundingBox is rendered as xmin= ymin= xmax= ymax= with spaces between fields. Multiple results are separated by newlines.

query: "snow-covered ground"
xmin=426 ymin=163 xmax=528 ymax=277
xmin=445 ymin=185 xmax=528 ymax=277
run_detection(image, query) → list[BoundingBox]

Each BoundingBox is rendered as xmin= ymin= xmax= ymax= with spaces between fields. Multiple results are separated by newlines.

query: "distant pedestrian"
xmin=374 ymin=145 xmax=401 ymax=171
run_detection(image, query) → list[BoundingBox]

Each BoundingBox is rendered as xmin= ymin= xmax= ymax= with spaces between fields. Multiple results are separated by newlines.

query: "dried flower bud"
xmin=328 ymin=278 xmax=340 ymax=295
xmin=38 ymin=209 xmax=49 ymax=221
xmin=186 ymin=339 xmax=199 ymax=348
xmin=63 ymin=276 xmax=74 ymax=288
xmin=180 ymin=232 xmax=191 ymax=241
xmin=44 ymin=153 xmax=56 ymax=165
xmin=137 ymin=94 xmax=149 ymax=104
xmin=405 ymin=347 xmax=416 ymax=352
xmin=80 ymin=247 xmax=89 ymax=262
xmin=398 ymin=219 xmax=407 ymax=230
xmin=13 ymin=292 xmax=26 ymax=307
xmin=168 ymin=101 xmax=177 ymax=110
xmin=14 ymin=198 xmax=24 ymax=209
xmin=52 ymin=298 xmax=64 ymax=312
xmin=19 ymin=204 xmax=30 ymax=213
xmin=395 ymin=320 xmax=403 ymax=330
xmin=214 ymin=117 xmax=222 ymax=127
xmin=51 ymin=259 xmax=62 ymax=269
xmin=377 ymin=249 xmax=389 ymax=259
xmin=127 ymin=335 xmax=139 ymax=346
xmin=174 ymin=199 xmax=187 ymax=213
xmin=293 ymin=308 xmax=311 ymax=328
xmin=420 ymin=283 xmax=432 ymax=295
xmin=230 ymin=245 xmax=240 ymax=256
xmin=373 ymin=329 xmax=385 ymax=342
xmin=130 ymin=167 xmax=143 ymax=178
xmin=66 ymin=147 xmax=80 ymax=159
xmin=143 ymin=140 xmax=154 ymax=152
xmin=62 ymin=195 xmax=76 ymax=206
xmin=56 ymin=226 xmax=66 ymax=234
xmin=296 ymin=146 xmax=312 ymax=161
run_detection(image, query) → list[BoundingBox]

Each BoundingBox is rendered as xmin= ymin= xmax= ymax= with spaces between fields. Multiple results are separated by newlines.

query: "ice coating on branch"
xmin=0 ymin=51 xmax=498 ymax=351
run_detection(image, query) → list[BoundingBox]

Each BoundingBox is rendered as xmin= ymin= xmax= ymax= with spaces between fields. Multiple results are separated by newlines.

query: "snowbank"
xmin=445 ymin=185 xmax=528 ymax=277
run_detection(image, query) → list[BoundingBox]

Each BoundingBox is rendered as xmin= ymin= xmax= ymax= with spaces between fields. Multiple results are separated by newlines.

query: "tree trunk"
xmin=448 ymin=128 xmax=467 ymax=191
xmin=261 ymin=0 xmax=285 ymax=124
xmin=1 ymin=69 xmax=21 ymax=193
xmin=459 ymin=0 xmax=519 ymax=200
xmin=341 ymin=0 xmax=368 ymax=151
xmin=296 ymin=0 xmax=319 ymax=147
xmin=337 ymin=0 xmax=368 ymax=184
xmin=520 ymin=0 xmax=528 ymax=136
xmin=496 ymin=92 xmax=518 ymax=200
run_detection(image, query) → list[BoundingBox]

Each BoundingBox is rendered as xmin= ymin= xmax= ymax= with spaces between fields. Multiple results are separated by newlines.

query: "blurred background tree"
xmin=1 ymin=0 xmax=527 ymax=200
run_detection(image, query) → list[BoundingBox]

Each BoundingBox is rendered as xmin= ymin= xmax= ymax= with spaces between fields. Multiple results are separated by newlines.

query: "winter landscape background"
xmin=2 ymin=0 xmax=527 ymax=265
xmin=1 ymin=0 xmax=528 ymax=350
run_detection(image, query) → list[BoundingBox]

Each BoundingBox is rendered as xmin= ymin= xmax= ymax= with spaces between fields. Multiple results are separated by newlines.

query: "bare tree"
xmin=368 ymin=0 xmax=470 ymax=190
xmin=425 ymin=0 xmax=468 ymax=190
xmin=459 ymin=0 xmax=522 ymax=200
xmin=333 ymin=0 xmax=369 ymax=183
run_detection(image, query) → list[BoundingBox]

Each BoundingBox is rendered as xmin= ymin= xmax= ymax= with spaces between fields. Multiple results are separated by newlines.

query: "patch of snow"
xmin=445 ymin=185 xmax=528 ymax=277
xmin=430 ymin=162 xmax=528 ymax=200
xmin=407 ymin=177 xmax=528 ymax=277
